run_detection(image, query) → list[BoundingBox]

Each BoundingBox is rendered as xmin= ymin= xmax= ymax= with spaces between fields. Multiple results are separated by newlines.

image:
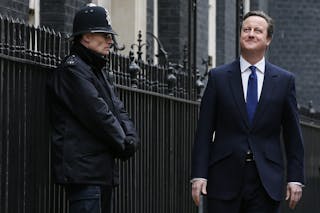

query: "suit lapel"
xmin=251 ymin=62 xmax=278 ymax=129
xmin=228 ymin=60 xmax=250 ymax=128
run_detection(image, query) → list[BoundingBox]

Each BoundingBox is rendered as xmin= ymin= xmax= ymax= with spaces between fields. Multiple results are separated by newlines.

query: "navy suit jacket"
xmin=191 ymin=59 xmax=304 ymax=201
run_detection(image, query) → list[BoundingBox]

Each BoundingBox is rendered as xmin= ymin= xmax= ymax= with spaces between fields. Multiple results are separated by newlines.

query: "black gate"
xmin=281 ymin=111 xmax=320 ymax=212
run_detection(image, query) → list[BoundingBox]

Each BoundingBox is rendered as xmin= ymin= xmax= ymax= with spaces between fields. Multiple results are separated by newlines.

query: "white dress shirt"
xmin=240 ymin=55 xmax=265 ymax=102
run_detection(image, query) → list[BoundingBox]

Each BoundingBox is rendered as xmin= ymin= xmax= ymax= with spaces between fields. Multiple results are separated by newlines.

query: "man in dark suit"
xmin=191 ymin=10 xmax=304 ymax=213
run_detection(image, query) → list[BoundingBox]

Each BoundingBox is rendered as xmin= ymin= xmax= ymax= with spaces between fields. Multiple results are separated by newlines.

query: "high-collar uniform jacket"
xmin=47 ymin=43 xmax=139 ymax=186
xmin=191 ymin=59 xmax=304 ymax=201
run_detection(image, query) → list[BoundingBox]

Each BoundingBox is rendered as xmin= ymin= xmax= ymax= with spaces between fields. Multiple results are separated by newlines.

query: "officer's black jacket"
xmin=47 ymin=42 xmax=139 ymax=186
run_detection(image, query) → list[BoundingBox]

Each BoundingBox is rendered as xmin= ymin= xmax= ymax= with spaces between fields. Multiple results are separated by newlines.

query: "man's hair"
xmin=242 ymin=10 xmax=274 ymax=38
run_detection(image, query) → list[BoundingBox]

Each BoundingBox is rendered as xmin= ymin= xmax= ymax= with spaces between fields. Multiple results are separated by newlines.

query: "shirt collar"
xmin=240 ymin=55 xmax=265 ymax=74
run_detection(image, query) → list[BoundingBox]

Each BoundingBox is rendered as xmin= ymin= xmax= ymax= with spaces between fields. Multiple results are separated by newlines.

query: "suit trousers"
xmin=66 ymin=184 xmax=113 ymax=213
xmin=207 ymin=161 xmax=280 ymax=213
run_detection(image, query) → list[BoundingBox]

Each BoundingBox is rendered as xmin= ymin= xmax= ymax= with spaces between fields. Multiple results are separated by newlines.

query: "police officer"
xmin=47 ymin=4 xmax=140 ymax=213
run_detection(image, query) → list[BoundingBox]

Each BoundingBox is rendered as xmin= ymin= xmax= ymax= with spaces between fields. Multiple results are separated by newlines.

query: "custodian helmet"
xmin=70 ymin=3 xmax=116 ymax=38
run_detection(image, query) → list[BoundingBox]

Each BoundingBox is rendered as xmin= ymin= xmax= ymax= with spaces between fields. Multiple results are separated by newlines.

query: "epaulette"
xmin=64 ymin=55 xmax=78 ymax=66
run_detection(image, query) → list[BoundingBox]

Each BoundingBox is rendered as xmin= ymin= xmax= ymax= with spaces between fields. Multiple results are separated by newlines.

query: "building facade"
xmin=0 ymin=0 xmax=319 ymax=110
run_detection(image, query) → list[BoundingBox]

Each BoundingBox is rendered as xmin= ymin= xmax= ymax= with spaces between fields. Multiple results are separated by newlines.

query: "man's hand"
xmin=191 ymin=179 xmax=207 ymax=206
xmin=286 ymin=183 xmax=303 ymax=209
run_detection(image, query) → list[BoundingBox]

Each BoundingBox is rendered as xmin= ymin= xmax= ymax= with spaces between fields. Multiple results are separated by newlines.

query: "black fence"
xmin=1 ymin=15 xmax=320 ymax=213
xmin=281 ymin=110 xmax=320 ymax=213
xmin=0 ymin=16 xmax=199 ymax=213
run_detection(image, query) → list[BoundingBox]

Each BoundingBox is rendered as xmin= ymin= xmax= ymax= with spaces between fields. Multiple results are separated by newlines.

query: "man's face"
xmin=83 ymin=33 xmax=113 ymax=56
xmin=240 ymin=15 xmax=271 ymax=54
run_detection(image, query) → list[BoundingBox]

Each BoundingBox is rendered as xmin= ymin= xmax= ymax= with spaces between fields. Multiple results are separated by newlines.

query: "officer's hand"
xmin=119 ymin=136 xmax=140 ymax=160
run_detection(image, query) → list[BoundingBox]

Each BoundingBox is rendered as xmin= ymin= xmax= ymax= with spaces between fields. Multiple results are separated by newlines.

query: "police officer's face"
xmin=82 ymin=33 xmax=113 ymax=56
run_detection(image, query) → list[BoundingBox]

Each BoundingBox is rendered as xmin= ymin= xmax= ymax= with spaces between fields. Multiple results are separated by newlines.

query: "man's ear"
xmin=81 ymin=33 xmax=91 ymax=44
xmin=266 ymin=36 xmax=272 ymax=46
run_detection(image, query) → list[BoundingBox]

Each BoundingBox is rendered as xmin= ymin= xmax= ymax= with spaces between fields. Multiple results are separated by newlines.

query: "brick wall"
xmin=40 ymin=0 xmax=90 ymax=36
xmin=0 ymin=0 xmax=89 ymax=36
xmin=267 ymin=0 xmax=320 ymax=110
xmin=216 ymin=0 xmax=237 ymax=66
xmin=196 ymin=0 xmax=209 ymax=72
xmin=178 ymin=0 xmax=189 ymax=64
xmin=158 ymin=0 xmax=209 ymax=70
xmin=158 ymin=0 xmax=184 ymax=63
xmin=0 ymin=0 xmax=29 ymax=21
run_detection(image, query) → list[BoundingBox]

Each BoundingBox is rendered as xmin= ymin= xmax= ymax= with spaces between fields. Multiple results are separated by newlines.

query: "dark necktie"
xmin=246 ymin=66 xmax=258 ymax=125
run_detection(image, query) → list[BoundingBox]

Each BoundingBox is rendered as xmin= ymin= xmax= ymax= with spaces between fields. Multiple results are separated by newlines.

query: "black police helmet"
xmin=70 ymin=3 xmax=116 ymax=38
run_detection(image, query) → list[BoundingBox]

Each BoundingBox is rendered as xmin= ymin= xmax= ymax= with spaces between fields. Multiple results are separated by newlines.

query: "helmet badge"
xmin=104 ymin=9 xmax=112 ymax=26
xmin=86 ymin=3 xmax=96 ymax=7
